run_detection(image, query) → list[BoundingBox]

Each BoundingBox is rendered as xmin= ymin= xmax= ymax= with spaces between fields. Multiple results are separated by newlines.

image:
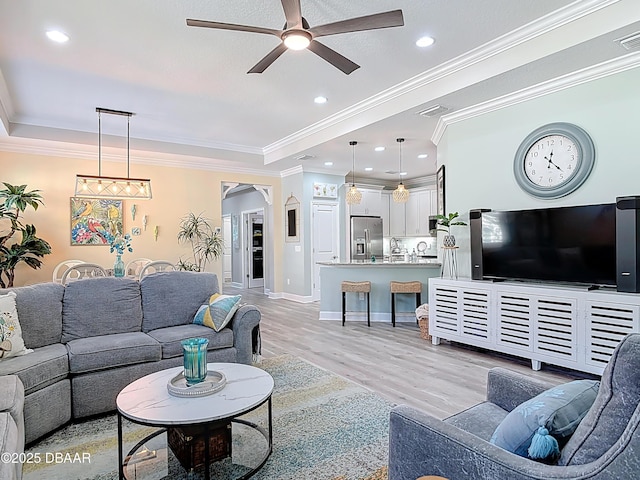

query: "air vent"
xmin=616 ymin=32 xmax=640 ymax=51
xmin=417 ymin=104 xmax=449 ymax=117
xmin=293 ymin=154 xmax=315 ymax=161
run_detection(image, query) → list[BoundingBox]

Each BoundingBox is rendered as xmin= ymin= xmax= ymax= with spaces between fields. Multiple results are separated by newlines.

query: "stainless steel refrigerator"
xmin=350 ymin=216 xmax=383 ymax=261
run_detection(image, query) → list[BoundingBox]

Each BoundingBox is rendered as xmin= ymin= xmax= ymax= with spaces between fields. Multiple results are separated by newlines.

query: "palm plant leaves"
xmin=0 ymin=183 xmax=51 ymax=287
xmin=177 ymin=212 xmax=223 ymax=272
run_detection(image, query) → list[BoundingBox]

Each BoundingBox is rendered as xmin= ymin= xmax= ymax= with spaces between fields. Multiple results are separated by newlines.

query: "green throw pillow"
xmin=193 ymin=293 xmax=241 ymax=332
xmin=490 ymin=379 xmax=599 ymax=463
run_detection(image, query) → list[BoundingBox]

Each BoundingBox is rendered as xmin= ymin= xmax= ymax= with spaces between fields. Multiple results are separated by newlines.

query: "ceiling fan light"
xmin=283 ymin=30 xmax=311 ymax=50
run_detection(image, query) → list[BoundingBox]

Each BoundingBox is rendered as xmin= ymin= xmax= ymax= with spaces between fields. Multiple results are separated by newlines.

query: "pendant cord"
xmin=127 ymin=115 xmax=130 ymax=178
xmin=98 ymin=111 xmax=102 ymax=176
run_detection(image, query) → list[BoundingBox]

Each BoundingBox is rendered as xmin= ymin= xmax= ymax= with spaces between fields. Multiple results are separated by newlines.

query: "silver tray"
xmin=167 ymin=370 xmax=227 ymax=398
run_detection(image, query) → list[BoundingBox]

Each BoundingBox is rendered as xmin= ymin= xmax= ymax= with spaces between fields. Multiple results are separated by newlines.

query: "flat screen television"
xmin=478 ymin=203 xmax=616 ymax=287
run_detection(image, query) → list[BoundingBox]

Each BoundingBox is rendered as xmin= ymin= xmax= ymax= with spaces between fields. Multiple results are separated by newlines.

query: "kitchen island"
xmin=318 ymin=261 xmax=441 ymax=323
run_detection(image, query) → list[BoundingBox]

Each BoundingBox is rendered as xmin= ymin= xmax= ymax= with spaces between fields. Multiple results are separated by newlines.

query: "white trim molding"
xmin=432 ymin=52 xmax=640 ymax=145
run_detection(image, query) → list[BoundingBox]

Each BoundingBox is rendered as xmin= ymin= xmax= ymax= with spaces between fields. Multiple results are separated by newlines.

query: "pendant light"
xmin=393 ymin=137 xmax=409 ymax=203
xmin=345 ymin=140 xmax=362 ymax=205
xmin=74 ymin=107 xmax=152 ymax=199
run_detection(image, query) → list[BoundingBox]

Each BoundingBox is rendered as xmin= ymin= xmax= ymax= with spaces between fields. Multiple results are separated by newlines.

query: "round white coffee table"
xmin=116 ymin=363 xmax=274 ymax=480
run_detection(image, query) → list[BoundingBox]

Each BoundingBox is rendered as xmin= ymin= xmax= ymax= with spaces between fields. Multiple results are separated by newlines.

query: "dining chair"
xmin=138 ymin=260 xmax=176 ymax=280
xmin=52 ymin=260 xmax=84 ymax=283
xmin=60 ymin=263 xmax=108 ymax=284
xmin=124 ymin=258 xmax=151 ymax=277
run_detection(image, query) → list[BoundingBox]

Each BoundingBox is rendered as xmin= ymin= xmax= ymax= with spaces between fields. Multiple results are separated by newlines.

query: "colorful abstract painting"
xmin=70 ymin=198 xmax=123 ymax=245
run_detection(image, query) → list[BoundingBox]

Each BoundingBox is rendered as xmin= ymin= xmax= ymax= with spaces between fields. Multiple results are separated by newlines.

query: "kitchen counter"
xmin=318 ymin=261 xmax=442 ymax=323
xmin=318 ymin=260 xmax=440 ymax=267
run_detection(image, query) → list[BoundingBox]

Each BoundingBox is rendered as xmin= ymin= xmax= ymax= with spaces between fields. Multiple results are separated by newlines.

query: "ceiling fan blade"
xmin=186 ymin=19 xmax=282 ymax=37
xmin=307 ymin=40 xmax=360 ymax=75
xmin=248 ymin=43 xmax=288 ymax=74
xmin=309 ymin=9 xmax=404 ymax=38
xmin=280 ymin=0 xmax=303 ymax=29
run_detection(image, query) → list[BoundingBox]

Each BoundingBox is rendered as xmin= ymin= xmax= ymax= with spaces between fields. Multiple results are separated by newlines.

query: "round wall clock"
xmin=513 ymin=122 xmax=595 ymax=199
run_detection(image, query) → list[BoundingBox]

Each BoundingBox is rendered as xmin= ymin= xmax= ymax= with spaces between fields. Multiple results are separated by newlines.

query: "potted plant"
xmin=177 ymin=212 xmax=224 ymax=272
xmin=0 ymin=183 xmax=52 ymax=287
xmin=435 ymin=212 xmax=467 ymax=247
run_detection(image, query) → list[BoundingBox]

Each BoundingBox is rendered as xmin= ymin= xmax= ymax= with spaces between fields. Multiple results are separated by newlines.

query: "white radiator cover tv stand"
xmin=428 ymin=278 xmax=640 ymax=375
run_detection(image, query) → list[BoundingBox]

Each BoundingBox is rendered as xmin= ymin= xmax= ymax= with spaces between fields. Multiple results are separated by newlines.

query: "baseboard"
xmin=227 ymin=282 xmax=244 ymax=289
xmin=319 ymin=311 xmax=417 ymax=323
xmin=268 ymin=291 xmax=315 ymax=303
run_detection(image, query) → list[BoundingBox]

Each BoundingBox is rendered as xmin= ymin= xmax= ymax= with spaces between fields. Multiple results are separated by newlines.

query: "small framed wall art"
xmin=285 ymin=195 xmax=300 ymax=242
xmin=313 ymin=183 xmax=338 ymax=198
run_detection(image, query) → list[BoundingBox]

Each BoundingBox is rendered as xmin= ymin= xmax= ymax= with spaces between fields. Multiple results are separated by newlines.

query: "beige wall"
xmin=0 ymin=149 xmax=282 ymax=288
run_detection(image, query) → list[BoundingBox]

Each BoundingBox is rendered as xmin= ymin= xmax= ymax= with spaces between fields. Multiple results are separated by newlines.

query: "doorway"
xmin=312 ymin=202 xmax=340 ymax=301
xmin=246 ymin=211 xmax=264 ymax=289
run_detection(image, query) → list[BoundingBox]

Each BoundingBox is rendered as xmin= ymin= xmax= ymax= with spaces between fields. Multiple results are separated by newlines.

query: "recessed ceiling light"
xmin=418 ymin=154 xmax=428 ymax=159
xmin=416 ymin=36 xmax=435 ymax=48
xmin=374 ymin=146 xmax=385 ymax=152
xmin=46 ymin=30 xmax=69 ymax=43
xmin=314 ymin=96 xmax=328 ymax=104
xmin=365 ymin=167 xmax=373 ymax=172
xmin=400 ymin=172 xmax=408 ymax=176
xmin=324 ymin=161 xmax=333 ymax=166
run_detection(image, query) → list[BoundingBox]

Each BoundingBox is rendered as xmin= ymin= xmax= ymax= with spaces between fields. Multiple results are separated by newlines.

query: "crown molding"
xmin=280 ymin=165 xmax=303 ymax=178
xmin=262 ymin=0 xmax=619 ymax=162
xmin=0 ymin=136 xmax=280 ymax=178
xmin=432 ymin=51 xmax=640 ymax=145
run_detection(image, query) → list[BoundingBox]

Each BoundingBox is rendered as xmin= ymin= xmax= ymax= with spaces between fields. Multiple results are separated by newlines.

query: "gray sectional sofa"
xmin=0 ymin=271 xmax=260 ymax=479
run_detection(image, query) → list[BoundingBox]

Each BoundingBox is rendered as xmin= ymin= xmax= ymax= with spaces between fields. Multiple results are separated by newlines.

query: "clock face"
xmin=523 ymin=134 xmax=579 ymax=189
xmin=513 ymin=123 xmax=595 ymax=199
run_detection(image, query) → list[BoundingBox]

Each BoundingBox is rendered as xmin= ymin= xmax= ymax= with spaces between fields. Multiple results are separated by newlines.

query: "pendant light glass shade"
xmin=393 ymin=137 xmax=409 ymax=203
xmin=346 ymin=140 xmax=362 ymax=205
xmin=74 ymin=108 xmax=152 ymax=200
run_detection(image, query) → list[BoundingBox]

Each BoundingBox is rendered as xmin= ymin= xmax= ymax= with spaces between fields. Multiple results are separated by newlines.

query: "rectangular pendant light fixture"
xmin=74 ymin=107 xmax=152 ymax=200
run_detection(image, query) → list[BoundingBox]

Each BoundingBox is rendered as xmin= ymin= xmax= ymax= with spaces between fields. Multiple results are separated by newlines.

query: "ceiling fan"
xmin=186 ymin=0 xmax=404 ymax=74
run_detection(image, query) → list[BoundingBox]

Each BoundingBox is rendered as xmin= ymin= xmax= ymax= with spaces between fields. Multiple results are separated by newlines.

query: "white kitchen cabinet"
xmin=405 ymin=188 xmax=432 ymax=236
xmin=430 ymin=189 xmax=438 ymax=216
xmin=348 ymin=188 xmax=382 ymax=216
xmin=381 ymin=192 xmax=390 ymax=236
xmin=389 ymin=197 xmax=406 ymax=237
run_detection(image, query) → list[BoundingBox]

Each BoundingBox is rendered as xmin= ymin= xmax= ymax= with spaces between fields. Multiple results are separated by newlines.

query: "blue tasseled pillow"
xmin=490 ymin=379 xmax=599 ymax=463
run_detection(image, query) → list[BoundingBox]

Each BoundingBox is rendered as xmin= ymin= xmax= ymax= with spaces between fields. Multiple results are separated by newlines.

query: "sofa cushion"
xmin=0 ymin=291 xmax=32 ymax=358
xmin=140 ymin=271 xmax=218 ymax=332
xmin=193 ymin=294 xmax=241 ymax=332
xmin=62 ymin=277 xmax=143 ymax=343
xmin=490 ymin=379 xmax=599 ymax=461
xmin=147 ymin=324 xmax=233 ymax=359
xmin=559 ymin=333 xmax=640 ymax=466
xmin=0 ymin=343 xmax=69 ymax=395
xmin=3 ymin=282 xmax=64 ymax=348
xmin=445 ymin=401 xmax=508 ymax=442
xmin=66 ymin=332 xmax=161 ymax=374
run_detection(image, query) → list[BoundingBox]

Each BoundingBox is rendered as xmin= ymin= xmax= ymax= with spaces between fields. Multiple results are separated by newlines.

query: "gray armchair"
xmin=389 ymin=333 xmax=640 ymax=480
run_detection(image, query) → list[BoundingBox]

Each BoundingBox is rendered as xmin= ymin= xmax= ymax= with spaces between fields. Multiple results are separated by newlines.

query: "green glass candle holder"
xmin=181 ymin=337 xmax=209 ymax=385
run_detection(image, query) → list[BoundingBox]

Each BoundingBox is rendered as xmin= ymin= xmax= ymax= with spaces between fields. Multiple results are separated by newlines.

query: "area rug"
xmin=23 ymin=355 xmax=393 ymax=480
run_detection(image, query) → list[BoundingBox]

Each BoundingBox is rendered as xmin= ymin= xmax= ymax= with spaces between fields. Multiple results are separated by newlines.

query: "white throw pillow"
xmin=0 ymin=291 xmax=33 ymax=359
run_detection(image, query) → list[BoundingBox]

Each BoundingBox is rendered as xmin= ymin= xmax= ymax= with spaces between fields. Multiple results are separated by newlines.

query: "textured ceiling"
xmin=0 ymin=0 xmax=639 ymax=183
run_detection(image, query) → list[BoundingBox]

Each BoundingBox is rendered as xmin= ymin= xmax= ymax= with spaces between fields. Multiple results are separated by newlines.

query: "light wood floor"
xmin=225 ymin=285 xmax=593 ymax=419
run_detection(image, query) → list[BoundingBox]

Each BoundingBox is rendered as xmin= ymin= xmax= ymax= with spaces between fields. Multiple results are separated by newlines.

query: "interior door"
xmin=312 ymin=203 xmax=339 ymax=301
xmin=248 ymin=213 xmax=264 ymax=288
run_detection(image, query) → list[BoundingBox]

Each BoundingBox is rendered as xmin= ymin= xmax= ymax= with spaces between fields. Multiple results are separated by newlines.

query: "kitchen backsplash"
xmin=384 ymin=236 xmax=437 ymax=257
